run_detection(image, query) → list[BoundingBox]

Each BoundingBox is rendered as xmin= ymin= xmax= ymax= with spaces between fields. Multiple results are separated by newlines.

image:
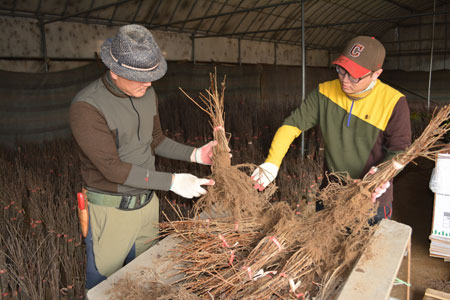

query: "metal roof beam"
xmin=305 ymin=10 xmax=450 ymax=29
xmin=381 ymin=0 xmax=417 ymax=14
xmin=303 ymin=0 xmax=360 ymax=46
xmin=383 ymin=37 xmax=450 ymax=44
xmin=167 ymin=0 xmax=182 ymax=28
xmin=150 ymin=0 xmax=299 ymax=30
xmin=255 ymin=2 xmax=289 ymax=40
xmin=131 ymin=0 xmax=142 ymax=23
xmin=194 ymin=26 xmax=301 ymax=39
xmin=216 ymin=0 xmax=245 ymax=34
xmin=36 ymin=0 xmax=42 ymax=16
xmin=193 ymin=0 xmax=216 ymax=34
xmin=239 ymin=1 xmax=269 ymax=36
xmin=192 ymin=9 xmax=450 ymax=39
xmin=231 ymin=1 xmax=260 ymax=35
xmin=43 ymin=0 xmax=135 ymax=25
xmin=205 ymin=0 xmax=226 ymax=33
xmin=299 ymin=0 xmax=346 ymax=45
xmin=85 ymin=0 xmax=95 ymax=20
xmin=109 ymin=2 xmax=119 ymax=24
xmin=271 ymin=4 xmax=302 ymax=41
xmin=11 ymin=0 xmax=17 ymax=15
xmin=5 ymin=8 xmax=450 ymax=38
xmin=148 ymin=0 xmax=162 ymax=25
xmin=180 ymin=0 xmax=199 ymax=31
xmin=396 ymin=20 xmax=450 ymax=28
xmin=0 ymin=8 xmax=311 ymax=48
xmin=62 ymin=0 xmax=70 ymax=16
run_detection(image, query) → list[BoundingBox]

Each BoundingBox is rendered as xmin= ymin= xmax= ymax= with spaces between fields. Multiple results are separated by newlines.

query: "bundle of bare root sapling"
xmin=158 ymin=76 xmax=450 ymax=300
xmin=194 ymin=202 xmax=299 ymax=298
xmin=264 ymin=104 xmax=450 ymax=299
xmin=179 ymin=70 xmax=276 ymax=220
xmin=204 ymin=105 xmax=450 ymax=299
xmin=109 ymin=70 xmax=285 ymax=300
xmin=158 ymin=70 xmax=285 ymax=297
xmin=361 ymin=104 xmax=450 ymax=190
xmin=160 ymin=215 xmax=265 ymax=296
xmin=108 ymin=271 xmax=201 ymax=300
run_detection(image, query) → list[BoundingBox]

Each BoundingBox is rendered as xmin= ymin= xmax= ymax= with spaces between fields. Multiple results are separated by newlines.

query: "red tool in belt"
xmin=77 ymin=190 xmax=89 ymax=238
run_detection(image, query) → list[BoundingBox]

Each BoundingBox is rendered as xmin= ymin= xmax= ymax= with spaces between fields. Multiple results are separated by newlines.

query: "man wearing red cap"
xmin=252 ymin=36 xmax=411 ymax=223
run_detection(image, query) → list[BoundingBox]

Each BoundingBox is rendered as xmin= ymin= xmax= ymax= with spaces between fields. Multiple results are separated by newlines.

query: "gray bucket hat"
xmin=100 ymin=24 xmax=167 ymax=82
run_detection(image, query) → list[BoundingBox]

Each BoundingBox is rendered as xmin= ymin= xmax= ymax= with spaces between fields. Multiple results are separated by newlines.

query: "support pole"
xmin=191 ymin=33 xmax=196 ymax=64
xmin=301 ymin=0 xmax=305 ymax=158
xmin=274 ymin=42 xmax=277 ymax=65
xmin=427 ymin=0 xmax=436 ymax=110
xmin=39 ymin=18 xmax=48 ymax=72
xmin=238 ymin=37 xmax=241 ymax=66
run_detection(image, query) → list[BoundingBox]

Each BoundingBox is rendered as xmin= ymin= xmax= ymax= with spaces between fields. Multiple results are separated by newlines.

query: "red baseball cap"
xmin=332 ymin=36 xmax=385 ymax=78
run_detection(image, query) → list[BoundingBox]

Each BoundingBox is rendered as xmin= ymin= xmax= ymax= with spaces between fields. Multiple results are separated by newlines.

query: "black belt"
xmin=86 ymin=189 xmax=154 ymax=211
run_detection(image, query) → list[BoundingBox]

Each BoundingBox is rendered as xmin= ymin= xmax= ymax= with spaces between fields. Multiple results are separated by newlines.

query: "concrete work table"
xmin=88 ymin=219 xmax=412 ymax=300
xmin=87 ymin=234 xmax=183 ymax=300
xmin=337 ymin=219 xmax=412 ymax=300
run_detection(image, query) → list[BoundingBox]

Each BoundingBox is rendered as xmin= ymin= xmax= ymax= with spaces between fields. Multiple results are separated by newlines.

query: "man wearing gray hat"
xmin=70 ymin=24 xmax=216 ymax=289
xmin=252 ymin=36 xmax=411 ymax=224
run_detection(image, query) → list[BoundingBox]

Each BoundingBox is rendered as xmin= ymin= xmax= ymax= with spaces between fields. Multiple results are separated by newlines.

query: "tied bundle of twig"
xmin=179 ymin=69 xmax=275 ymax=220
xmin=168 ymin=76 xmax=450 ymax=299
xmin=228 ymin=105 xmax=450 ymax=300
xmin=199 ymin=202 xmax=298 ymax=297
xmin=160 ymin=216 xmax=264 ymax=296
xmin=280 ymin=104 xmax=450 ymax=299
xmin=362 ymin=104 xmax=450 ymax=191
xmin=247 ymin=249 xmax=315 ymax=300
xmin=108 ymin=271 xmax=201 ymax=300
xmin=303 ymin=105 xmax=450 ymax=260
xmin=179 ymin=70 xmax=230 ymax=169
xmin=159 ymin=202 xmax=303 ymax=299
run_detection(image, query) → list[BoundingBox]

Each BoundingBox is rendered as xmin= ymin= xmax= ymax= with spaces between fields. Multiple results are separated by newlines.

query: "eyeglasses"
xmin=336 ymin=65 xmax=372 ymax=83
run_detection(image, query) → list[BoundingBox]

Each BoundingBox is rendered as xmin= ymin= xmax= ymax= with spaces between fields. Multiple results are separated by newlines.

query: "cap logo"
xmin=350 ymin=44 xmax=365 ymax=57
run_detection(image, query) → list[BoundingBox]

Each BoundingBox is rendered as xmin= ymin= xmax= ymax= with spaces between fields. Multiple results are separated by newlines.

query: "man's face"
xmin=337 ymin=66 xmax=383 ymax=94
xmin=110 ymin=71 xmax=152 ymax=98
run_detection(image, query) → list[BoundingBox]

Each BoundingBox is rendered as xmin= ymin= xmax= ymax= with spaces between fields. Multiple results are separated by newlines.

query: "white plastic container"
xmin=429 ymin=153 xmax=450 ymax=195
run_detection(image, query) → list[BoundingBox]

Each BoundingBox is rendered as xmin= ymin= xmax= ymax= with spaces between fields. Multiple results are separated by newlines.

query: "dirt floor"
xmin=390 ymin=157 xmax=450 ymax=300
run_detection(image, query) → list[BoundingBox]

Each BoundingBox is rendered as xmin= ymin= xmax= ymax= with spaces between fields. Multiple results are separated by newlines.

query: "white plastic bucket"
xmin=429 ymin=153 xmax=450 ymax=195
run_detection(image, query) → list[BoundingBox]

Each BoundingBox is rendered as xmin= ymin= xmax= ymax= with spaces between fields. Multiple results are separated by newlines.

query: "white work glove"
xmin=191 ymin=141 xmax=218 ymax=165
xmin=169 ymin=173 xmax=215 ymax=199
xmin=368 ymin=167 xmax=391 ymax=203
xmin=251 ymin=162 xmax=279 ymax=191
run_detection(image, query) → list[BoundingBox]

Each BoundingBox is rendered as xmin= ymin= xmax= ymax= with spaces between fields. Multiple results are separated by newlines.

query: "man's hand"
xmin=170 ymin=173 xmax=215 ymax=199
xmin=191 ymin=141 xmax=217 ymax=165
xmin=251 ymin=162 xmax=279 ymax=191
xmin=368 ymin=167 xmax=391 ymax=203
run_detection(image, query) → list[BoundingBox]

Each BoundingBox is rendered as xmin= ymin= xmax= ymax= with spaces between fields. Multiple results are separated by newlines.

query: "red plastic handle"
xmin=77 ymin=193 xmax=85 ymax=210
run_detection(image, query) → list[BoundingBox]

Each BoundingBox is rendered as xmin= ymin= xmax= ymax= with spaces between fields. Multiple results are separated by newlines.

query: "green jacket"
xmin=267 ymin=79 xmax=411 ymax=205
